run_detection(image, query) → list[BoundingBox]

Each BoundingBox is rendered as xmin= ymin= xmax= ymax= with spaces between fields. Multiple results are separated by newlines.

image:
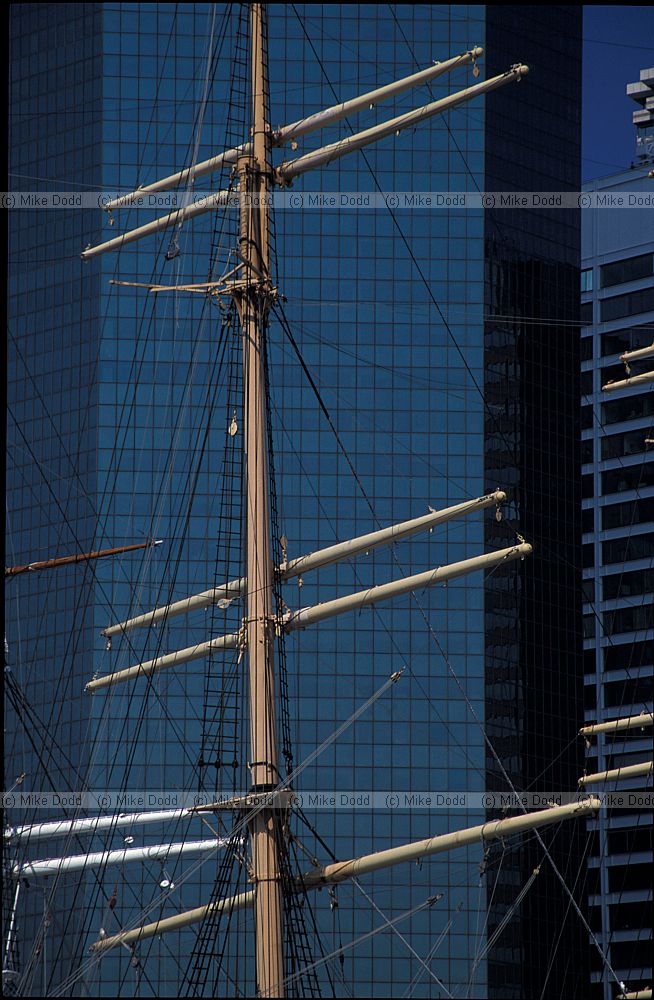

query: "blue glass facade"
xmin=7 ymin=5 xmax=582 ymax=997
xmin=581 ymin=162 xmax=654 ymax=1000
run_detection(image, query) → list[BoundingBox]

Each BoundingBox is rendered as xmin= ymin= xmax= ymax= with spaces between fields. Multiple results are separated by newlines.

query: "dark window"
xmin=588 ymin=906 xmax=602 ymax=933
xmin=581 ymin=336 xmax=593 ymax=361
xmin=602 ymin=497 xmax=654 ymax=530
xmin=600 ymin=286 xmax=654 ymax=322
xmin=603 ymin=640 xmax=653 ymax=670
xmin=582 ymin=543 xmax=595 ymax=568
xmin=580 ymin=301 xmax=593 ymax=325
xmin=603 ymin=603 xmax=654 ymax=636
xmin=604 ymin=674 xmax=653 ymax=708
xmin=580 ymin=370 xmax=594 ymax=396
xmin=600 ymin=252 xmax=654 ymax=289
xmin=610 ymin=900 xmax=652 ymax=931
xmin=602 ymin=392 xmax=654 ymax=426
xmin=581 ymin=404 xmax=594 ymax=429
xmin=603 ymin=567 xmax=654 ymax=600
xmin=601 ymin=323 xmax=654 ymax=357
xmin=581 ymin=439 xmax=594 ymax=464
xmin=602 ymin=533 xmax=654 ymax=564
xmin=582 ymin=473 xmax=595 ymax=498
xmin=601 ymin=427 xmax=651 ymax=460
xmin=610 ymin=938 xmax=654 ymax=969
xmin=583 ymin=613 xmax=596 ymax=638
xmin=607 ymin=827 xmax=653 ymax=856
xmin=602 ymin=462 xmax=654 ymax=495
xmin=582 ymin=507 xmax=594 ymax=532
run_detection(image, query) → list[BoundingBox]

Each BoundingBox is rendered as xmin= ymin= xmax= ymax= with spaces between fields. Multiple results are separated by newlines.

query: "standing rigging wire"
xmin=271 ymin=297 xmax=622 ymax=992
xmin=72 ymin=307 xmax=238 ymax=989
xmin=5 ymin=9 xmax=236 ymax=976
xmin=7 ymin=0 xmax=186 ymax=704
xmin=278 ymin=13 xmax=644 ymax=994
xmin=207 ymin=3 xmax=250 ymax=284
xmin=14 ymin=7 xmax=252 ymax=984
xmin=68 ymin=9 xmax=258 ymax=992
xmin=165 ymin=3 xmax=219 ymax=262
xmin=385 ymin=12 xmax=653 ymax=887
xmin=10 ymin=9 xmax=645 ymax=1000
xmin=267 ymin=386 xmax=506 ymax=800
xmin=201 ymin=316 xmax=246 ymax=798
xmin=48 ymin=667 xmax=406 ymax=996
xmin=16 ymin=282 xmax=238 ymax=992
xmin=182 ymin=830 xmax=249 ymax=998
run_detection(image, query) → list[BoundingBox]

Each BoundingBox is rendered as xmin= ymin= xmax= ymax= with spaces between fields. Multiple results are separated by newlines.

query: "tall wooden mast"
xmin=235 ymin=5 xmax=285 ymax=995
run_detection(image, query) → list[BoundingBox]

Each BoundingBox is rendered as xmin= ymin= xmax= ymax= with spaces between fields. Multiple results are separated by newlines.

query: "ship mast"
xmin=233 ymin=5 xmax=284 ymax=995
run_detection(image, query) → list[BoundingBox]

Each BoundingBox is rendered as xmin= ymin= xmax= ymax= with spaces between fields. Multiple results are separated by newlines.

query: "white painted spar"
xmin=276 ymin=66 xmax=529 ymax=184
xmin=620 ymin=342 xmax=654 ymax=363
xmin=81 ymin=188 xmax=232 ymax=261
xmin=102 ymin=491 xmax=506 ymax=638
xmin=602 ymin=370 xmax=654 ymax=392
xmin=91 ymin=543 xmax=529 ymax=691
xmin=579 ymin=713 xmax=654 ymax=736
xmin=102 ymin=48 xmax=484 ymax=213
xmin=84 ymin=67 xmax=528 ymax=260
xmin=6 ymin=808 xmax=197 ymax=844
xmin=578 ymin=762 xmax=653 ymax=788
xmin=272 ymin=48 xmax=484 ymax=145
xmin=102 ymin=577 xmax=245 ymax=638
xmin=280 ymin=491 xmax=507 ymax=578
xmin=12 ymin=837 xmax=225 ymax=878
xmin=85 ymin=631 xmax=241 ymax=692
xmin=301 ymin=797 xmax=601 ymax=887
xmin=103 ymin=145 xmax=247 ymax=212
xmin=284 ymin=543 xmax=532 ymax=631
xmin=89 ymin=797 xmax=599 ymax=953
xmin=90 ymin=890 xmax=255 ymax=952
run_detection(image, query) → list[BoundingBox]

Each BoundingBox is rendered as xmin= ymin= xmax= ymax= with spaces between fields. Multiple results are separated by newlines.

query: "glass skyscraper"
xmin=7 ymin=5 xmax=584 ymax=997
xmin=580 ymin=68 xmax=654 ymax=1000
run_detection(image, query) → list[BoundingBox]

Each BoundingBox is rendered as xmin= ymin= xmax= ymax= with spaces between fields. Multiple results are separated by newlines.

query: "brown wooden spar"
xmin=5 ymin=539 xmax=162 ymax=577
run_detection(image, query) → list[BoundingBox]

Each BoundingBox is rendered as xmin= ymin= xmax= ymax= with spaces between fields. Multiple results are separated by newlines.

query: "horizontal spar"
xmin=6 ymin=808 xmax=198 ymax=844
xmin=602 ymin=370 xmax=654 ymax=392
xmin=13 ymin=837 xmax=225 ymax=878
xmin=90 ymin=890 xmax=254 ymax=953
xmin=5 ymin=539 xmax=162 ymax=577
xmin=284 ymin=543 xmax=532 ymax=631
xmin=281 ymin=491 xmax=507 ymax=578
xmin=276 ymin=65 xmax=529 ymax=184
xmin=92 ymin=543 xmax=529 ymax=690
xmin=103 ymin=492 xmax=506 ymax=638
xmin=578 ymin=761 xmax=653 ymax=788
xmin=80 ymin=188 xmax=232 ymax=261
xmin=301 ymin=798 xmax=601 ymax=887
xmin=90 ymin=798 xmax=598 ymax=953
xmin=102 ymin=577 xmax=245 ymax=639
xmin=103 ymin=144 xmax=247 ymax=212
xmin=103 ymin=48 xmax=483 ymax=212
xmin=580 ymin=712 xmax=654 ymax=736
xmin=273 ymin=47 xmax=483 ymax=145
xmin=84 ymin=67 xmax=527 ymax=259
xmin=85 ymin=632 xmax=240 ymax=692
xmin=621 ymin=342 xmax=654 ymax=363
